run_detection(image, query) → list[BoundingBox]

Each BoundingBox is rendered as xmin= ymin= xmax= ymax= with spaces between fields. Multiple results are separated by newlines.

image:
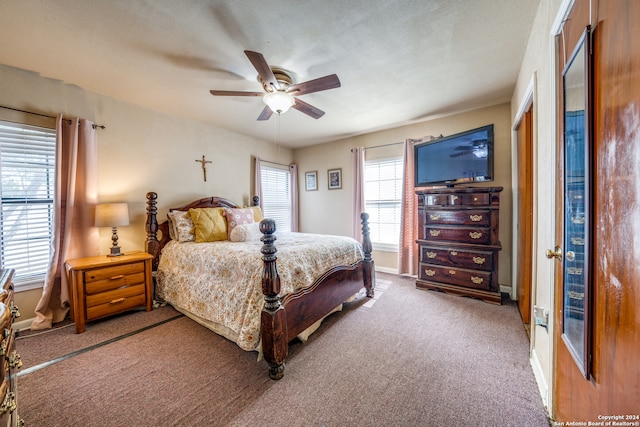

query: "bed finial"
xmin=252 ymin=195 xmax=260 ymax=207
xmin=360 ymin=212 xmax=375 ymax=297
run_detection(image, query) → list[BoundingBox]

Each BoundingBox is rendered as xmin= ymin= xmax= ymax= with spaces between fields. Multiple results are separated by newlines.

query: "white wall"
xmin=293 ymin=103 xmax=514 ymax=289
xmin=510 ymin=0 xmax=564 ymax=412
xmin=0 ymin=64 xmax=292 ymax=322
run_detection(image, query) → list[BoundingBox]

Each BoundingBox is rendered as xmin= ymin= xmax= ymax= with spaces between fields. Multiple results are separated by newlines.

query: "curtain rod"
xmin=261 ymin=159 xmax=292 ymax=168
xmin=0 ymin=105 xmax=106 ymax=129
xmin=363 ymin=141 xmax=404 ymax=150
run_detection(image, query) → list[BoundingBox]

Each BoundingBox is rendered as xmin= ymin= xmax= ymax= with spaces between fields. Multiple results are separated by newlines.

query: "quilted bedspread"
xmin=156 ymin=232 xmax=363 ymax=351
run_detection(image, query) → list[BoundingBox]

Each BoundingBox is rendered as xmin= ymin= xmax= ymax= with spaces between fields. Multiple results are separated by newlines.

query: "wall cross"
xmin=195 ymin=155 xmax=212 ymax=182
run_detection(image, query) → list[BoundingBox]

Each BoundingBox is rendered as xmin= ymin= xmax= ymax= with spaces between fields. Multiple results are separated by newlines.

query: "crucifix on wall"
xmin=195 ymin=155 xmax=212 ymax=182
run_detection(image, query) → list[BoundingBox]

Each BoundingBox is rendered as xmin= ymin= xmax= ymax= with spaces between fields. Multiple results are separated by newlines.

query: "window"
xmin=0 ymin=121 xmax=56 ymax=290
xmin=364 ymin=158 xmax=404 ymax=250
xmin=260 ymin=164 xmax=291 ymax=233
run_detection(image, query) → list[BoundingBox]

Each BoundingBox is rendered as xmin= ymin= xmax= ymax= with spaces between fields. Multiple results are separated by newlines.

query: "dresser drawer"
xmin=420 ymin=246 xmax=493 ymax=271
xmin=84 ymin=262 xmax=145 ymax=283
xmin=86 ymin=286 xmax=147 ymax=320
xmin=419 ymin=264 xmax=492 ymax=291
xmin=419 ymin=192 xmax=490 ymax=206
xmin=423 ymin=226 xmax=490 ymax=244
xmin=424 ymin=209 xmax=491 ymax=226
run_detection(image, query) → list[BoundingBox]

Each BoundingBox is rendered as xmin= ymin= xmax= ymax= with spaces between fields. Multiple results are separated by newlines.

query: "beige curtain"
xmin=31 ymin=115 xmax=100 ymax=330
xmin=351 ymin=147 xmax=365 ymax=241
xmin=398 ymin=137 xmax=432 ymax=275
xmin=289 ymin=164 xmax=299 ymax=232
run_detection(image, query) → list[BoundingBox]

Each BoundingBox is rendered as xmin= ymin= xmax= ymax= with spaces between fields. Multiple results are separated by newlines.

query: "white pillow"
xmin=229 ymin=222 xmax=262 ymax=242
xmin=167 ymin=210 xmax=195 ymax=242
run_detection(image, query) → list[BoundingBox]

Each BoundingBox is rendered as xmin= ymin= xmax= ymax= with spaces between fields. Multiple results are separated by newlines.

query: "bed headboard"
xmin=145 ymin=192 xmax=259 ymax=270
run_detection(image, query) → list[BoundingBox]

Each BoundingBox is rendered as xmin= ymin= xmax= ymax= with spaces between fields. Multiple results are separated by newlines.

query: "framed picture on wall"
xmin=305 ymin=171 xmax=318 ymax=191
xmin=328 ymin=168 xmax=342 ymax=190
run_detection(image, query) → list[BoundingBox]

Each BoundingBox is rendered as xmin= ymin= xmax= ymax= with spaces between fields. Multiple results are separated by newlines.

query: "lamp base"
xmin=107 ymin=246 xmax=124 ymax=257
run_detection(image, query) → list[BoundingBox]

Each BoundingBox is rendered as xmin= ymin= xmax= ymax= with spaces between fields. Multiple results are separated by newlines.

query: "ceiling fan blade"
xmin=244 ymin=50 xmax=280 ymax=91
xmin=292 ymin=98 xmax=325 ymax=119
xmin=287 ymin=74 xmax=341 ymax=96
xmin=257 ymin=105 xmax=273 ymax=121
xmin=210 ymin=90 xmax=263 ymax=97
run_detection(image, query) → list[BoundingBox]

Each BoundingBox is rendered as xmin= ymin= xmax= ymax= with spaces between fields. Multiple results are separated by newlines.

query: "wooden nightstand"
xmin=65 ymin=252 xmax=153 ymax=333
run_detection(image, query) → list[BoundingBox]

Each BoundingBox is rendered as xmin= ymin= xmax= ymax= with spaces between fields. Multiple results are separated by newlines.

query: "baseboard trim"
xmin=530 ymin=349 xmax=549 ymax=414
xmin=14 ymin=317 xmax=35 ymax=332
xmin=374 ymin=266 xmax=398 ymax=274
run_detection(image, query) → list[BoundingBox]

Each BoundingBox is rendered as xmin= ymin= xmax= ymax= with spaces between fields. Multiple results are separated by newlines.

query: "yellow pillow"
xmin=249 ymin=206 xmax=264 ymax=222
xmin=189 ymin=208 xmax=228 ymax=242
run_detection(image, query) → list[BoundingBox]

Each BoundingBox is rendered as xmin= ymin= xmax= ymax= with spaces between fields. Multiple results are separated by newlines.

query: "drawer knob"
xmin=471 ymin=276 xmax=484 ymax=285
xmin=429 ymin=214 xmax=441 ymax=220
xmin=429 ymin=229 xmax=441 ymax=237
xmin=110 ymin=298 xmax=126 ymax=304
xmin=426 ymin=252 xmax=437 ymax=259
xmin=469 ymin=214 xmax=483 ymax=222
xmin=473 ymin=256 xmax=486 ymax=265
xmin=469 ymin=231 xmax=483 ymax=239
xmin=424 ymin=269 xmax=435 ymax=277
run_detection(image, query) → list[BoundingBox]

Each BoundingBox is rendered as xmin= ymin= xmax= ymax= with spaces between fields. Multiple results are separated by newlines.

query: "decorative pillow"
xmin=249 ymin=206 xmax=264 ymax=222
xmin=167 ymin=210 xmax=194 ymax=242
xmin=224 ymin=207 xmax=255 ymax=239
xmin=189 ymin=208 xmax=228 ymax=242
xmin=229 ymin=222 xmax=262 ymax=242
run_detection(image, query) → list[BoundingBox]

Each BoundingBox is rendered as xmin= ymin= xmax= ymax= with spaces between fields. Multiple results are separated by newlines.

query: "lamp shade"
xmin=263 ymin=91 xmax=295 ymax=114
xmin=95 ymin=203 xmax=130 ymax=227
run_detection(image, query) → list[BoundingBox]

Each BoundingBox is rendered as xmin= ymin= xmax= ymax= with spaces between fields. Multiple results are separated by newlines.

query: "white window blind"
xmin=260 ymin=164 xmax=291 ymax=233
xmin=364 ymin=157 xmax=404 ymax=249
xmin=0 ymin=121 xmax=56 ymax=290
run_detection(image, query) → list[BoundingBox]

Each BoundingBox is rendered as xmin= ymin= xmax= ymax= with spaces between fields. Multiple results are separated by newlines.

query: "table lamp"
xmin=95 ymin=202 xmax=130 ymax=256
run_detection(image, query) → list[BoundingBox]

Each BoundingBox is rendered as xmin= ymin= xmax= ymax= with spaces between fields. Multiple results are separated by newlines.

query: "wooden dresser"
xmin=415 ymin=186 xmax=503 ymax=304
xmin=0 ymin=269 xmax=23 ymax=426
xmin=65 ymin=252 xmax=154 ymax=334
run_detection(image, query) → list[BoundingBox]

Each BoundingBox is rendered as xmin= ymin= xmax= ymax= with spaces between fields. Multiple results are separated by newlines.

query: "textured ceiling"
xmin=0 ymin=0 xmax=540 ymax=148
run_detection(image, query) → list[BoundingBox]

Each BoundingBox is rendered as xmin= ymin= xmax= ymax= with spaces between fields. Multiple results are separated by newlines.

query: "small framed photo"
xmin=305 ymin=171 xmax=318 ymax=191
xmin=328 ymin=168 xmax=342 ymax=190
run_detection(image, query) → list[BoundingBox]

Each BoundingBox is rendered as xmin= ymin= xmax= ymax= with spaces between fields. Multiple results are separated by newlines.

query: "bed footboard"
xmin=259 ymin=213 xmax=375 ymax=380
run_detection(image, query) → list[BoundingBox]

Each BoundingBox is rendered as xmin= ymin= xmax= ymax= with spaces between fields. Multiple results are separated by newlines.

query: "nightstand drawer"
xmin=87 ymin=292 xmax=147 ymax=320
xmin=86 ymin=283 xmax=146 ymax=308
xmin=84 ymin=262 xmax=145 ymax=283
xmin=85 ymin=271 xmax=146 ymax=295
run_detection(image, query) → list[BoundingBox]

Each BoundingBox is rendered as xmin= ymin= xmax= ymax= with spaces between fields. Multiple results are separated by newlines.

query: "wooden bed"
xmin=144 ymin=191 xmax=375 ymax=379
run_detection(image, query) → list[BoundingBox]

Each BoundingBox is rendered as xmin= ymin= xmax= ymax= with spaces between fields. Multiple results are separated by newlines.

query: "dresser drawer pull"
xmin=0 ymin=335 xmax=8 ymax=357
xmin=8 ymin=350 xmax=22 ymax=369
xmin=471 ymin=276 xmax=484 ymax=285
xmin=473 ymin=197 xmax=478 ymax=201
xmin=110 ymin=298 xmax=126 ymax=304
xmin=429 ymin=230 xmax=441 ymax=237
xmin=9 ymin=302 xmax=20 ymax=319
xmin=426 ymin=251 xmax=437 ymax=259
xmin=469 ymin=214 xmax=483 ymax=222
xmin=450 ymin=251 xmax=458 ymax=256
xmin=109 ymin=275 xmax=125 ymax=280
xmin=448 ymin=270 xmax=456 ymax=275
xmin=0 ymin=391 xmax=16 ymax=415
xmin=469 ymin=231 xmax=483 ymax=239
xmin=451 ymin=195 xmax=458 ymax=201
xmin=429 ymin=214 xmax=441 ymax=220
xmin=473 ymin=256 xmax=486 ymax=265
xmin=424 ymin=269 xmax=435 ymax=277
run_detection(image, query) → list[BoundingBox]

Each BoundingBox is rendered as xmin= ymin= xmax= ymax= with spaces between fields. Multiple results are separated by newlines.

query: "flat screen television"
xmin=414 ymin=124 xmax=494 ymax=187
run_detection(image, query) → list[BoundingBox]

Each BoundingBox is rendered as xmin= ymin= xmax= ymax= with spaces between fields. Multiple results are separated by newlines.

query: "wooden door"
xmin=552 ymin=0 xmax=640 ymax=420
xmin=515 ymin=108 xmax=533 ymax=333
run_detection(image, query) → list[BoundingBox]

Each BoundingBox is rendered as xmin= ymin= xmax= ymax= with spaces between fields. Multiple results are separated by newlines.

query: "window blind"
xmin=260 ymin=164 xmax=291 ymax=233
xmin=0 ymin=121 xmax=56 ymax=290
xmin=364 ymin=158 xmax=404 ymax=248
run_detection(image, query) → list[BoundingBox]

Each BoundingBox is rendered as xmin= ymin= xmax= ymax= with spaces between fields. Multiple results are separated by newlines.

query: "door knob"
xmin=546 ymin=246 xmax=562 ymax=260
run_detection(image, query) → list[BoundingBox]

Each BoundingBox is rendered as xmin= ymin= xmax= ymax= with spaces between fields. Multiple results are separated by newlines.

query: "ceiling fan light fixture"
xmin=263 ymin=91 xmax=295 ymax=114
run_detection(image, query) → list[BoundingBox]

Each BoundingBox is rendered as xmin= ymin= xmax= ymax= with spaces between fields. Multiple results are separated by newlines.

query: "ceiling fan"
xmin=450 ymin=139 xmax=489 ymax=158
xmin=210 ymin=50 xmax=341 ymax=121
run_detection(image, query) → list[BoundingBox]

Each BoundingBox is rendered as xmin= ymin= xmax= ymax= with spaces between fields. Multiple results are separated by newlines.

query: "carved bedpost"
xmin=361 ymin=212 xmax=376 ymax=298
xmin=259 ymin=218 xmax=288 ymax=380
xmin=145 ymin=192 xmax=161 ymax=271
